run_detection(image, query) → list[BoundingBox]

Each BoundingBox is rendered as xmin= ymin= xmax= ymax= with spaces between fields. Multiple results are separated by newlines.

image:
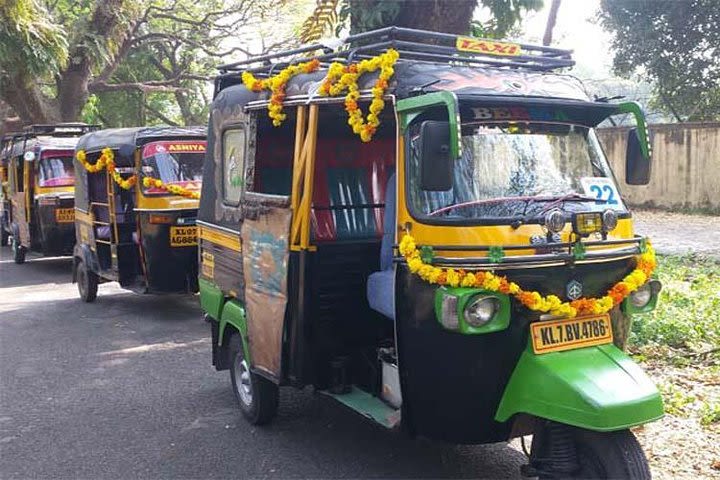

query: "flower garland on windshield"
xmin=398 ymin=234 xmax=657 ymax=318
xmin=242 ymin=58 xmax=321 ymax=126
xmin=318 ymin=48 xmax=399 ymax=142
xmin=142 ymin=177 xmax=200 ymax=200
xmin=76 ymin=148 xmax=137 ymax=190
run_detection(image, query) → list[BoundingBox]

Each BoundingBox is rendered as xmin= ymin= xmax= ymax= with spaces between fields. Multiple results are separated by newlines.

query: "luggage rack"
xmin=217 ymin=26 xmax=574 ymax=79
xmin=21 ymin=123 xmax=100 ymax=139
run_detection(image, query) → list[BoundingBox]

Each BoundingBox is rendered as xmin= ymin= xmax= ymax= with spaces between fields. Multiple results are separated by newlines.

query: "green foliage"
xmin=629 ymin=254 xmax=720 ymax=351
xmin=471 ymin=0 xmax=543 ymax=38
xmin=598 ymin=0 xmax=720 ymax=121
xmin=0 ymin=0 xmax=68 ymax=75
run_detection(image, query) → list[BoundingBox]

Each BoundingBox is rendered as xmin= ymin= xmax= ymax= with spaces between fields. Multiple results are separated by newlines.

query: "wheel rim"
xmin=78 ymin=267 xmax=87 ymax=297
xmin=234 ymin=354 xmax=253 ymax=406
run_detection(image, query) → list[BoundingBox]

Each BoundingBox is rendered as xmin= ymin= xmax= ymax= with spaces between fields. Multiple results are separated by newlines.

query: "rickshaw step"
xmin=91 ymin=202 xmax=110 ymax=207
xmin=92 ymin=221 xmax=111 ymax=225
xmin=318 ymin=386 xmax=400 ymax=429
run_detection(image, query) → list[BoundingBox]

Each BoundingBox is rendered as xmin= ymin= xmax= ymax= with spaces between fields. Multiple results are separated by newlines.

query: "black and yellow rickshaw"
xmin=198 ymin=28 xmax=662 ymax=478
xmin=0 ymin=132 xmax=19 ymax=246
xmin=72 ymin=126 xmax=206 ymax=302
xmin=2 ymin=124 xmax=97 ymax=263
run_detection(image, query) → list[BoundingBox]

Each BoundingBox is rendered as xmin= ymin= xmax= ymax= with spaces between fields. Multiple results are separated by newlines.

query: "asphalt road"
xmin=0 ymin=247 xmax=526 ymax=479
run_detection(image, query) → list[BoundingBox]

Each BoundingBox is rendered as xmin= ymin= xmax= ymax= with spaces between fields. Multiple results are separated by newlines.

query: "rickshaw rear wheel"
xmin=229 ymin=333 xmax=278 ymax=425
xmin=531 ymin=423 xmax=650 ymax=479
xmin=11 ymin=237 xmax=26 ymax=264
xmin=77 ymin=259 xmax=98 ymax=303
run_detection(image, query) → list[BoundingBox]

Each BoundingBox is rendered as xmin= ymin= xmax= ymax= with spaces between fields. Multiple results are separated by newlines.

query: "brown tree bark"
xmin=350 ymin=0 xmax=478 ymax=35
xmin=542 ymin=0 xmax=562 ymax=46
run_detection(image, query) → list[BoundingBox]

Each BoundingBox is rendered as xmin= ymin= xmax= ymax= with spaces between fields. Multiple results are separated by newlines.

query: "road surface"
xmin=0 ymin=247 xmax=526 ymax=479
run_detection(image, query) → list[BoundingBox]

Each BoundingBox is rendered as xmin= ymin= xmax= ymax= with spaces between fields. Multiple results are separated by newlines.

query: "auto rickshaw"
xmin=2 ymin=124 xmax=98 ymax=263
xmin=198 ymin=28 xmax=662 ymax=478
xmin=0 ymin=132 xmax=20 ymax=246
xmin=72 ymin=126 xmax=206 ymax=302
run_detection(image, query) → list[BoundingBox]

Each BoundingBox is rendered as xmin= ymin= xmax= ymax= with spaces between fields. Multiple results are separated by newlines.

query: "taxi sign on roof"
xmin=455 ymin=36 xmax=522 ymax=57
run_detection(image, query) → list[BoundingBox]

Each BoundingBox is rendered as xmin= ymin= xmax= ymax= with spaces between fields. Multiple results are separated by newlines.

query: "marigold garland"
xmin=318 ymin=49 xmax=399 ymax=142
xmin=241 ymin=59 xmax=321 ymax=126
xmin=398 ymin=234 xmax=657 ymax=319
xmin=76 ymin=148 xmax=136 ymax=190
xmin=142 ymin=177 xmax=200 ymax=200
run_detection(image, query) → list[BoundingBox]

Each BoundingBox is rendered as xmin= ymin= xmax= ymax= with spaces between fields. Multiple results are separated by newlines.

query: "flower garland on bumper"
xmin=142 ymin=177 xmax=200 ymax=200
xmin=398 ymin=234 xmax=657 ymax=318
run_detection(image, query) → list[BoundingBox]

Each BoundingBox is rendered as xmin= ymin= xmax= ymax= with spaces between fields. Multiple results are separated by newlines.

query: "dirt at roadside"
xmin=632 ymin=209 xmax=720 ymax=258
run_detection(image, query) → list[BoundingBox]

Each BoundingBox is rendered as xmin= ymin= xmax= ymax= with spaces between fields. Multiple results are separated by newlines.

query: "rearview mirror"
xmin=626 ymin=128 xmax=651 ymax=185
xmin=419 ymin=121 xmax=453 ymax=191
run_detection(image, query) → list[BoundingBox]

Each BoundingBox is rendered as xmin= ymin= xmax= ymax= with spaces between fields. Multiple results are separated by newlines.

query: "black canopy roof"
xmin=76 ymin=126 xmax=207 ymax=155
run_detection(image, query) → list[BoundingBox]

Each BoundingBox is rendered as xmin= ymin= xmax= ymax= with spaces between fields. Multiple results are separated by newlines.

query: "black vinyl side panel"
xmin=395 ymin=264 xmax=525 ymax=444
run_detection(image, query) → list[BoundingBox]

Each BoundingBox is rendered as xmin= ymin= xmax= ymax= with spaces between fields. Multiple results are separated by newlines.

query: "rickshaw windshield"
xmin=407 ymin=121 xmax=626 ymax=222
xmin=141 ymin=140 xmax=205 ymax=195
xmin=38 ymin=155 xmax=75 ymax=187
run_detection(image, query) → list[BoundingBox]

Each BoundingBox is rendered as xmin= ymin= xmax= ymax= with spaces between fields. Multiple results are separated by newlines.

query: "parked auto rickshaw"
xmin=0 ymin=132 xmax=20 ymax=246
xmin=72 ymin=126 xmax=206 ymax=302
xmin=198 ymin=28 xmax=662 ymax=478
xmin=2 ymin=124 xmax=97 ymax=263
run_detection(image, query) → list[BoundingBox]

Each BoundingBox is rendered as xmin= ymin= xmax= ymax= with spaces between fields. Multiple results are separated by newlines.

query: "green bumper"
xmin=495 ymin=343 xmax=663 ymax=431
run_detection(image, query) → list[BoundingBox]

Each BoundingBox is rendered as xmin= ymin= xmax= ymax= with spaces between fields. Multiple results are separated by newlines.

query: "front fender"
xmin=495 ymin=343 xmax=663 ymax=432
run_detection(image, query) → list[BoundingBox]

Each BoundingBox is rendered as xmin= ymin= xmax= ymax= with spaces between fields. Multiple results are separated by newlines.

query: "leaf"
xmin=299 ymin=0 xmax=340 ymax=43
xmin=572 ymin=242 xmax=587 ymax=260
xmin=488 ymin=246 xmax=504 ymax=263
xmin=420 ymin=245 xmax=434 ymax=264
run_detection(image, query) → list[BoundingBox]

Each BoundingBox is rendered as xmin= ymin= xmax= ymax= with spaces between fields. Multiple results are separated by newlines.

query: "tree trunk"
xmin=1 ymin=70 xmax=61 ymax=124
xmin=542 ymin=0 xmax=562 ymax=46
xmin=350 ymin=0 xmax=478 ymax=35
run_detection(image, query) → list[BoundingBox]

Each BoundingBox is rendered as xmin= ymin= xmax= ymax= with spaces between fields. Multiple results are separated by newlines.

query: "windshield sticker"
xmin=142 ymin=141 xmax=206 ymax=158
xmin=581 ymin=177 xmax=620 ymax=206
xmin=455 ymin=37 xmax=522 ymax=56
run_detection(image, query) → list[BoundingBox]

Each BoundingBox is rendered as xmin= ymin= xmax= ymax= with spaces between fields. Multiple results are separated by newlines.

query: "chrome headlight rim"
xmin=464 ymin=295 xmax=500 ymax=328
xmin=630 ymin=283 xmax=653 ymax=308
xmin=544 ymin=209 xmax=566 ymax=233
xmin=602 ymin=209 xmax=618 ymax=232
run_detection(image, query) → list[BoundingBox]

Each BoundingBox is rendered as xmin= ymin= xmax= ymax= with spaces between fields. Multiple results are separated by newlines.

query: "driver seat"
xmin=366 ymin=174 xmax=396 ymax=320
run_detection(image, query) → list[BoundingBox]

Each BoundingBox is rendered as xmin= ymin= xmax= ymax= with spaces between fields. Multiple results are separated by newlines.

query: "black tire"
xmin=228 ymin=333 xmax=279 ymax=425
xmin=533 ymin=425 xmax=651 ymax=479
xmin=1 ymin=228 xmax=8 ymax=247
xmin=11 ymin=236 xmax=26 ymax=264
xmin=77 ymin=259 xmax=99 ymax=303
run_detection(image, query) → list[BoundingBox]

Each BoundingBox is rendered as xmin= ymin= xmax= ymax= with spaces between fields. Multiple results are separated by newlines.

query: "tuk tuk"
xmin=72 ymin=126 xmax=206 ymax=302
xmin=0 ymin=133 xmax=20 ymax=246
xmin=2 ymin=124 xmax=98 ymax=263
xmin=198 ymin=28 xmax=662 ymax=478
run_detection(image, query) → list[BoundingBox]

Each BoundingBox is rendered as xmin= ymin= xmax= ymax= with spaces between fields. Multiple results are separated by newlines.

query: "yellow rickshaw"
xmin=72 ymin=126 xmax=206 ymax=301
xmin=198 ymin=28 xmax=661 ymax=479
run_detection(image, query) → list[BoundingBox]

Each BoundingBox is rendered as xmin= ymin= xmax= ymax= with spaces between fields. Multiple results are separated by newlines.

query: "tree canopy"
xmin=598 ymin=0 xmax=720 ymax=121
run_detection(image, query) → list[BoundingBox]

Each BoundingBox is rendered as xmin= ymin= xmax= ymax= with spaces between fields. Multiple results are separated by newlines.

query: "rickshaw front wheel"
xmin=229 ymin=333 xmax=278 ymax=425
xmin=11 ymin=237 xmax=25 ymax=264
xmin=77 ymin=259 xmax=98 ymax=303
xmin=531 ymin=423 xmax=650 ymax=479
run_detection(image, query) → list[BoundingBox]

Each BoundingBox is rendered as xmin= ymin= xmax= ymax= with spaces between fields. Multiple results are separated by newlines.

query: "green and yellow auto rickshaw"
xmin=2 ymin=124 xmax=97 ymax=263
xmin=198 ymin=28 xmax=662 ymax=478
xmin=72 ymin=126 xmax=206 ymax=301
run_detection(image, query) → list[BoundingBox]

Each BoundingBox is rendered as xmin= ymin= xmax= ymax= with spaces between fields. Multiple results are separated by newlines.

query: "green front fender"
xmin=495 ymin=343 xmax=663 ymax=431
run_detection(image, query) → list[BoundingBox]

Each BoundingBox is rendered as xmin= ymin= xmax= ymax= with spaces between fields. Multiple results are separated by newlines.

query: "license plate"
xmin=170 ymin=226 xmax=198 ymax=247
xmin=55 ymin=208 xmax=75 ymax=223
xmin=530 ymin=314 xmax=613 ymax=354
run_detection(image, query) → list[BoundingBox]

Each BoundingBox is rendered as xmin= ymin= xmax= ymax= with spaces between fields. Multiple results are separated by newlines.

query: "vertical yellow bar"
xmin=299 ymin=105 xmax=319 ymax=250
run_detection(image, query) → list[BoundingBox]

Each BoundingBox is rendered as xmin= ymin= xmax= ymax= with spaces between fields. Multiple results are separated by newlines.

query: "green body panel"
xmin=495 ymin=343 xmax=663 ymax=431
xmin=199 ymin=278 xmax=224 ymax=320
xmin=397 ymin=91 xmax=461 ymax=159
xmin=434 ymin=287 xmax=511 ymax=334
xmin=219 ymin=299 xmax=249 ymax=361
xmin=320 ymin=386 xmax=399 ymax=429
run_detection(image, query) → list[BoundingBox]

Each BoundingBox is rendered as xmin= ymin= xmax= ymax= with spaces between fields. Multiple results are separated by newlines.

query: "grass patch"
xmin=629 ymin=254 xmax=720 ymax=353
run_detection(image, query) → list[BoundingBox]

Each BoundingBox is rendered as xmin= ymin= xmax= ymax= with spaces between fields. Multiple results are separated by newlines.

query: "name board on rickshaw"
xmin=455 ymin=36 xmax=522 ymax=56
xmin=142 ymin=141 xmax=206 ymax=158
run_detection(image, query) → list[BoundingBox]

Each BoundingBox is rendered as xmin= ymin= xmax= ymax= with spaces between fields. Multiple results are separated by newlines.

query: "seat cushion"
xmin=367 ymin=269 xmax=395 ymax=320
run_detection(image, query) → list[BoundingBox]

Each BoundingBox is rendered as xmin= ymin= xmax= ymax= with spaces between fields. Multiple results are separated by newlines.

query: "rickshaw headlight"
xmin=464 ymin=296 xmax=500 ymax=327
xmin=630 ymin=284 xmax=652 ymax=308
xmin=544 ymin=210 xmax=565 ymax=233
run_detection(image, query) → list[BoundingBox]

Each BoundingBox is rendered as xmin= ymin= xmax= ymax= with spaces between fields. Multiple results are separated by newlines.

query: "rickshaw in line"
xmin=1 ymin=124 xmax=98 ymax=263
xmin=72 ymin=126 xmax=206 ymax=302
xmin=198 ymin=27 xmax=661 ymax=479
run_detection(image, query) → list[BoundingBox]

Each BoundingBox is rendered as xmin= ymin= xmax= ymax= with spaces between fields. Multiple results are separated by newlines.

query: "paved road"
xmin=0 ymin=247 xmax=526 ymax=479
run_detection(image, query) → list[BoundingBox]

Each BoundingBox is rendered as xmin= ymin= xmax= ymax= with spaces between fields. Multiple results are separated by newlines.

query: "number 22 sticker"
xmin=580 ymin=177 xmax=620 ymax=206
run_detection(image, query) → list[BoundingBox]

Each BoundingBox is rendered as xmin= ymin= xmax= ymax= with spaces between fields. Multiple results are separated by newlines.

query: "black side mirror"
xmin=419 ymin=120 xmax=453 ymax=191
xmin=626 ymin=127 xmax=651 ymax=185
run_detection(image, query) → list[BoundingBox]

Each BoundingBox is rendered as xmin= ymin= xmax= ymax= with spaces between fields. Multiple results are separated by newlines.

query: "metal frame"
xmin=217 ymin=26 xmax=574 ymax=80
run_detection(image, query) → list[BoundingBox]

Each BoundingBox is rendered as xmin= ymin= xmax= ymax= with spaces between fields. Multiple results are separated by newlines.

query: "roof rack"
xmin=23 ymin=123 xmax=101 ymax=138
xmin=218 ymin=26 xmax=574 ymax=77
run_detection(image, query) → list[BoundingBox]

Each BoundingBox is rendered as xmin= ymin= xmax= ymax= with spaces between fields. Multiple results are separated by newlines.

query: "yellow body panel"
xmin=394 ymin=138 xmax=635 ymax=256
xmin=198 ymin=225 xmax=241 ymax=252
xmin=135 ymin=192 xmax=199 ymax=211
xmin=34 ymin=185 xmax=74 ymax=197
